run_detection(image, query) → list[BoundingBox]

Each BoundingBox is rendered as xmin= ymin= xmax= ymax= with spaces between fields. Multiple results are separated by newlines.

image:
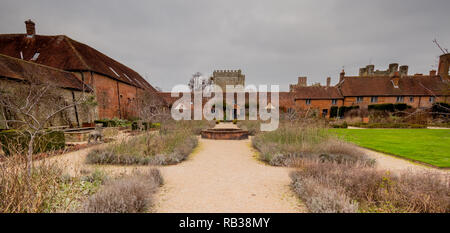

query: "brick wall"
xmin=294 ymin=99 xmax=343 ymax=118
xmin=90 ymin=73 xmax=141 ymax=120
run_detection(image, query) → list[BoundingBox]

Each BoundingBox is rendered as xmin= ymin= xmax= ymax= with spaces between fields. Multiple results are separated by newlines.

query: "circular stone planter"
xmin=201 ymin=128 xmax=249 ymax=140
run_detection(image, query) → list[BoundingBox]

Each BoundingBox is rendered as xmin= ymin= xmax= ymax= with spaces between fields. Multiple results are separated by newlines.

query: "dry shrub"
xmin=0 ymin=155 xmax=62 ymax=212
xmin=237 ymin=120 xmax=260 ymax=135
xmin=86 ymin=130 xmax=198 ymax=165
xmin=252 ymin=123 xmax=373 ymax=166
xmin=291 ymin=160 xmax=450 ymax=213
xmin=316 ymin=139 xmax=375 ymax=167
xmin=159 ymin=120 xmax=215 ymax=135
xmin=291 ymin=175 xmax=358 ymax=213
xmin=82 ymin=168 xmax=163 ymax=213
xmin=0 ymin=155 xmax=109 ymax=213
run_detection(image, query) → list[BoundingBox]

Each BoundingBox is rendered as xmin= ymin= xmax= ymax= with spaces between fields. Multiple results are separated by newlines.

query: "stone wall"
xmin=0 ymin=78 xmax=95 ymax=129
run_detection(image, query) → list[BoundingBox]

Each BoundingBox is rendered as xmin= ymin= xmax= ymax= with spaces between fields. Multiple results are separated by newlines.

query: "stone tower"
xmin=211 ymin=69 xmax=245 ymax=91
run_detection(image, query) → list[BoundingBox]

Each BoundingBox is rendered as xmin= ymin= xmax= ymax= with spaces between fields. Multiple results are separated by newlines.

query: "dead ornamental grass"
xmin=291 ymin=160 xmax=450 ymax=213
xmin=0 ymin=155 xmax=62 ymax=213
xmin=252 ymin=123 xmax=374 ymax=167
xmin=81 ymin=168 xmax=163 ymax=213
xmin=0 ymin=155 xmax=106 ymax=213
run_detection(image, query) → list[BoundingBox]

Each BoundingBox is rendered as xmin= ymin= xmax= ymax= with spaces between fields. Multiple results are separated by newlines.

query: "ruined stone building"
xmin=0 ymin=20 xmax=161 ymax=125
xmin=292 ymin=55 xmax=450 ymax=118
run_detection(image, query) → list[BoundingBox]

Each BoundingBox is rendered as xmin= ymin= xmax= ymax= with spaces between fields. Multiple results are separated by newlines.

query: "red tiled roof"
xmin=414 ymin=76 xmax=449 ymax=96
xmin=0 ymin=34 xmax=157 ymax=92
xmin=338 ymin=76 xmax=448 ymax=96
xmin=293 ymin=86 xmax=343 ymax=99
xmin=0 ymin=53 xmax=91 ymax=91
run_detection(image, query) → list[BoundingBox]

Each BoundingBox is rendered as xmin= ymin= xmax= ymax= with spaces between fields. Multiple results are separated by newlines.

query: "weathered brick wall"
xmin=92 ymin=73 xmax=121 ymax=119
xmin=90 ymin=73 xmax=141 ymax=120
xmin=118 ymin=81 xmax=139 ymax=119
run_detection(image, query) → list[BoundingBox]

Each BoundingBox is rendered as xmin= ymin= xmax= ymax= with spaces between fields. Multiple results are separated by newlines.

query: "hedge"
xmin=368 ymin=103 xmax=411 ymax=112
xmin=0 ymin=130 xmax=65 ymax=156
xmin=94 ymin=119 xmax=131 ymax=127
xmin=337 ymin=106 xmax=359 ymax=118
xmin=330 ymin=121 xmax=348 ymax=128
xmin=348 ymin=122 xmax=426 ymax=129
xmin=131 ymin=121 xmax=159 ymax=131
xmin=330 ymin=106 xmax=339 ymax=118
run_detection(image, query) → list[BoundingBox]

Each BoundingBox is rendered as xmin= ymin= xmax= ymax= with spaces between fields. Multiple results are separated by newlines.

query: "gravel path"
xmin=154 ymin=124 xmax=306 ymax=213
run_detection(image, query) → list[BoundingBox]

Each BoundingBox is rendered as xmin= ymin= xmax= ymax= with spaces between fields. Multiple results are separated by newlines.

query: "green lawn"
xmin=330 ymin=129 xmax=450 ymax=168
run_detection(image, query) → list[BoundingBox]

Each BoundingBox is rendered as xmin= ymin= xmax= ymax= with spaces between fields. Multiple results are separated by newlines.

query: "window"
xmin=356 ymin=97 xmax=363 ymax=103
xmin=306 ymin=99 xmax=311 ymax=105
xmin=370 ymin=96 xmax=378 ymax=103
xmin=429 ymin=97 xmax=435 ymax=103
xmin=331 ymin=99 xmax=337 ymax=105
xmin=396 ymin=96 xmax=404 ymax=103
xmin=409 ymin=97 xmax=414 ymax=103
xmin=322 ymin=109 xmax=328 ymax=118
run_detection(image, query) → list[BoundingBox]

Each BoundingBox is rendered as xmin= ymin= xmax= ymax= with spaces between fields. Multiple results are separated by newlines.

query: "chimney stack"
xmin=399 ymin=65 xmax=408 ymax=77
xmin=297 ymin=77 xmax=307 ymax=87
xmin=25 ymin=19 xmax=35 ymax=37
xmin=326 ymin=77 xmax=331 ymax=87
xmin=438 ymin=54 xmax=450 ymax=80
xmin=430 ymin=70 xmax=437 ymax=77
xmin=388 ymin=63 xmax=399 ymax=74
xmin=367 ymin=65 xmax=375 ymax=76
xmin=339 ymin=70 xmax=345 ymax=82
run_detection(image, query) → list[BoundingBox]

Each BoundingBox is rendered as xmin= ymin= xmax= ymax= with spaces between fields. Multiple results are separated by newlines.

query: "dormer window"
xmin=391 ymin=80 xmax=399 ymax=88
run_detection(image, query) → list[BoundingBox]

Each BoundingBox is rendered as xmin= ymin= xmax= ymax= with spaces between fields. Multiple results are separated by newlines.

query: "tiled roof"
xmin=293 ymin=86 xmax=343 ymax=99
xmin=0 ymin=53 xmax=91 ymax=91
xmin=338 ymin=76 xmax=448 ymax=96
xmin=0 ymin=34 xmax=157 ymax=92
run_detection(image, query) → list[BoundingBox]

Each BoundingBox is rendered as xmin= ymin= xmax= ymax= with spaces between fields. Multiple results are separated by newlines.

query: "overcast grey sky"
xmin=1 ymin=0 xmax=449 ymax=91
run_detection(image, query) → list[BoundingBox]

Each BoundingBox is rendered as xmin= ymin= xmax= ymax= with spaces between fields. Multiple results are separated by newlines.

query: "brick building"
xmin=0 ymin=20 xmax=161 ymax=121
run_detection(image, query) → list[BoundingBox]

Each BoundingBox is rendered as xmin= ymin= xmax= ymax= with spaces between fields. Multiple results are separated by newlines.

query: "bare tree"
xmin=136 ymin=90 xmax=169 ymax=123
xmin=188 ymin=72 xmax=212 ymax=91
xmin=0 ymin=74 xmax=92 ymax=177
